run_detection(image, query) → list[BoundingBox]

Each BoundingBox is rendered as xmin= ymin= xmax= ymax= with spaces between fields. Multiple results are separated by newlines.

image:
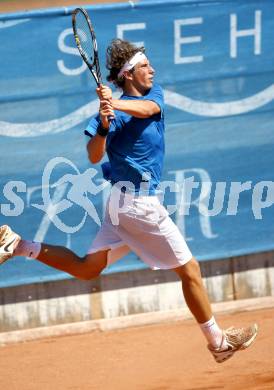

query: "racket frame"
xmin=72 ymin=7 xmax=102 ymax=86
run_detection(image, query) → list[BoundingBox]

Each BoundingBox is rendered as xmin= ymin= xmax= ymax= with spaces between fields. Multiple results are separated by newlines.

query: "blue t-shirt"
xmin=85 ymin=83 xmax=165 ymax=194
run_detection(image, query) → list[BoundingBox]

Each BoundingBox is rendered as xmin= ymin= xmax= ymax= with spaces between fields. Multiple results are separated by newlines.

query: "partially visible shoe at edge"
xmin=0 ymin=225 xmax=21 ymax=265
xmin=208 ymin=323 xmax=258 ymax=363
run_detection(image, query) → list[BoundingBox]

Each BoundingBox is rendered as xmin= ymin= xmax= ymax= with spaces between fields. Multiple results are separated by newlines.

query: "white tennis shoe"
xmin=208 ymin=323 xmax=258 ymax=363
xmin=0 ymin=225 xmax=21 ymax=265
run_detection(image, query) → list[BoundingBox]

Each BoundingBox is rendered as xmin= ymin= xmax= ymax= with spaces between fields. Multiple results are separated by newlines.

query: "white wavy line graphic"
xmin=164 ymin=84 xmax=274 ymax=117
xmin=1 ymin=86 xmax=274 ymax=138
xmin=0 ymin=100 xmax=99 ymax=138
xmin=0 ymin=19 xmax=31 ymax=29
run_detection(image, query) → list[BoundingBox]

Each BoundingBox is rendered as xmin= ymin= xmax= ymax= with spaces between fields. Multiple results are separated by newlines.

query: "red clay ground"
xmin=0 ymin=307 xmax=273 ymax=390
xmin=0 ymin=0 xmax=125 ymax=13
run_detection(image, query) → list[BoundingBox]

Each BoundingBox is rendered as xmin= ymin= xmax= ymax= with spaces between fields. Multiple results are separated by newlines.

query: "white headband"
xmin=118 ymin=52 xmax=147 ymax=79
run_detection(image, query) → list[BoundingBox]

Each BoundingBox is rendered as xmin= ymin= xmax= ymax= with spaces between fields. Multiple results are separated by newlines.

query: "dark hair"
xmin=106 ymin=39 xmax=145 ymax=88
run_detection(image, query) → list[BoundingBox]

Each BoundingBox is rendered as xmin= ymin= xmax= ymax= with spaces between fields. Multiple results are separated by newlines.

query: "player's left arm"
xmin=97 ymin=84 xmax=163 ymax=119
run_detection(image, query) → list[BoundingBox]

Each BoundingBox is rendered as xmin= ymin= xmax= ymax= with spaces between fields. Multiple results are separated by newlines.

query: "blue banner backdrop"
xmin=0 ymin=0 xmax=274 ymax=287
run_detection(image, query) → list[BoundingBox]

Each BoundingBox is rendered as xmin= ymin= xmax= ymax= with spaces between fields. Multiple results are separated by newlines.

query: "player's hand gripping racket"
xmin=72 ymin=7 xmax=102 ymax=86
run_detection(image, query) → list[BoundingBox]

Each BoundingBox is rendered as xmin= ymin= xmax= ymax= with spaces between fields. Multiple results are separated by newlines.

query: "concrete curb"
xmin=0 ymin=296 xmax=273 ymax=346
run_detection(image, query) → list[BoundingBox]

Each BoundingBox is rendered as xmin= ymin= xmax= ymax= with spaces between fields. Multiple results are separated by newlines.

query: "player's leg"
xmin=0 ymin=225 xmax=107 ymax=280
xmin=173 ymin=258 xmax=258 ymax=363
xmin=36 ymin=244 xmax=108 ymax=280
xmin=173 ymin=257 xmax=224 ymax=348
xmin=116 ymin=195 xmax=258 ymax=363
xmin=173 ymin=257 xmax=212 ymax=323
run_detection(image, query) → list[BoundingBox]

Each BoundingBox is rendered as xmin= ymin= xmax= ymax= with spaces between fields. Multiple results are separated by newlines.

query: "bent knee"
xmin=76 ymin=262 xmax=106 ymax=281
xmin=76 ymin=253 xmax=107 ymax=281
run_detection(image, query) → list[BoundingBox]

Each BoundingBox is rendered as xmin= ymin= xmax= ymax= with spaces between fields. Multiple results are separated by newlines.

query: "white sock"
xmin=199 ymin=316 xmax=228 ymax=349
xmin=14 ymin=240 xmax=41 ymax=259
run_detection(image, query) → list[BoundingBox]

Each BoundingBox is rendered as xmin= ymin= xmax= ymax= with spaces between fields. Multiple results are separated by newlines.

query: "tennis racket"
xmin=72 ymin=7 xmax=102 ymax=86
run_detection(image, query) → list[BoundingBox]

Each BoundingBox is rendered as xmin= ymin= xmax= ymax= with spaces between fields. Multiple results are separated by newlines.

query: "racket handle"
xmin=97 ymin=83 xmax=114 ymax=122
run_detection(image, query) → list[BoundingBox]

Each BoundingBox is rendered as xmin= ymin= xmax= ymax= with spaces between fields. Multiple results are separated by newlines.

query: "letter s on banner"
xmin=57 ymin=28 xmax=87 ymax=76
xmin=1 ymin=181 xmax=26 ymax=217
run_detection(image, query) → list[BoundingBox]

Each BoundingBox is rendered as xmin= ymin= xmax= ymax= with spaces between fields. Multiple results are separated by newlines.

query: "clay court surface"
xmin=0 ymin=307 xmax=273 ymax=390
xmin=0 ymin=0 xmax=124 ymax=13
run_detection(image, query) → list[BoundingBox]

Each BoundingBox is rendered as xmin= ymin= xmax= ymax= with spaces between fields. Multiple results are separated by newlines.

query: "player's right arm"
xmin=86 ymin=95 xmax=113 ymax=164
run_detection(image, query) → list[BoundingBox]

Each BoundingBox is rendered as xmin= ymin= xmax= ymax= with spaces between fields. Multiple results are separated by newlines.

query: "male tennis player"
xmin=0 ymin=39 xmax=257 ymax=363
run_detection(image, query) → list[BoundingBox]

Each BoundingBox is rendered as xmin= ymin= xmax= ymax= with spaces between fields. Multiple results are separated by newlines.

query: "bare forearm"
xmin=112 ymin=99 xmax=160 ymax=118
xmin=86 ymin=88 xmax=113 ymax=164
xmin=87 ymin=134 xmax=106 ymax=164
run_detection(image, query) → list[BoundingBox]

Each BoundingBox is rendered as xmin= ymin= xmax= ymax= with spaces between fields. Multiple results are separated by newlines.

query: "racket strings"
xmin=75 ymin=12 xmax=94 ymax=63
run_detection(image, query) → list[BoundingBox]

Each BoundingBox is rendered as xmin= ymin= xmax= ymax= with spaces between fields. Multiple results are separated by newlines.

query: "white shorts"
xmin=88 ymin=193 xmax=193 ymax=270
